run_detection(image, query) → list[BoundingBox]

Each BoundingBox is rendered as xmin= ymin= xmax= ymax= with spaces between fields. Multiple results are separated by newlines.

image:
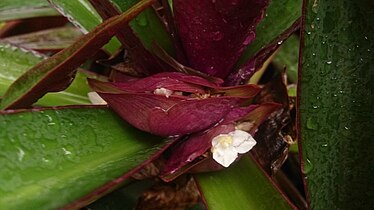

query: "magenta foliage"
xmin=173 ymin=0 xmax=269 ymax=78
xmin=89 ymin=72 xmax=260 ymax=137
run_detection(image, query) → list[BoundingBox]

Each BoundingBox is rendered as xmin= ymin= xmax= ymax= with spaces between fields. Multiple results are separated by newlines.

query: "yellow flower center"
xmin=217 ymin=135 xmax=233 ymax=148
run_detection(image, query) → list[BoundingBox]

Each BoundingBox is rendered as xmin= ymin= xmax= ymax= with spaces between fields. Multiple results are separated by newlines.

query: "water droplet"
xmin=321 ymin=143 xmax=329 ymax=147
xmin=136 ymin=16 xmax=148 ymax=26
xmin=307 ymin=117 xmax=319 ymax=130
xmin=344 ymin=126 xmax=349 ymax=130
xmin=307 ymin=31 xmax=312 ymax=35
xmin=212 ymin=31 xmax=224 ymax=41
xmin=303 ymin=158 xmax=314 ymax=174
xmin=312 ymin=53 xmax=316 ymax=56
xmin=326 ymin=61 xmax=332 ymax=64
xmin=277 ymin=40 xmax=283 ymax=45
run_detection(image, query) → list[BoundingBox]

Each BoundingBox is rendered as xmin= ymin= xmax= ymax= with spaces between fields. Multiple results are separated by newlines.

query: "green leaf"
xmin=0 ymin=107 xmax=167 ymax=210
xmin=49 ymin=0 xmax=121 ymax=53
xmin=3 ymin=26 xmax=82 ymax=51
xmin=236 ymin=0 xmax=302 ymax=67
xmin=0 ymin=42 xmax=90 ymax=106
xmin=298 ymin=0 xmax=374 ymax=209
xmin=0 ymin=0 xmax=59 ymax=21
xmin=0 ymin=0 xmax=154 ymax=110
xmin=111 ymin=0 xmax=174 ymax=54
xmin=272 ymin=34 xmax=299 ymax=83
xmin=86 ymin=179 xmax=155 ymax=210
xmin=50 ymin=0 xmax=174 ymax=55
xmin=195 ymin=156 xmax=294 ymax=210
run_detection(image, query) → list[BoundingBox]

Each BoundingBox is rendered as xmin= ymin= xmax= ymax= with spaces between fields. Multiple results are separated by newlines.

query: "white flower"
xmin=153 ymin=88 xmax=174 ymax=98
xmin=211 ymin=130 xmax=256 ymax=167
xmin=88 ymin=92 xmax=107 ymax=105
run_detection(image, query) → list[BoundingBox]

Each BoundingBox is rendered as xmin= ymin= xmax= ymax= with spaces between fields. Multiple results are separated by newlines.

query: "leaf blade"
xmin=0 ymin=0 xmax=59 ymax=21
xmin=0 ymin=106 xmax=167 ymax=210
xmin=0 ymin=0 xmax=154 ymax=110
xmin=195 ymin=155 xmax=294 ymax=210
xmin=298 ymin=0 xmax=374 ymax=209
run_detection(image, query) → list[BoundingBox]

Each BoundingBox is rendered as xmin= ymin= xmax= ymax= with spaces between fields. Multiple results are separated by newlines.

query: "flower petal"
xmin=212 ymin=145 xmax=238 ymax=168
xmin=231 ymin=130 xmax=256 ymax=154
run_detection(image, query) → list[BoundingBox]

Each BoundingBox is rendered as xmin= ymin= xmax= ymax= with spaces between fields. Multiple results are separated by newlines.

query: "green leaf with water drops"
xmin=236 ymin=0 xmax=302 ymax=67
xmin=111 ymin=0 xmax=174 ymax=55
xmin=0 ymin=42 xmax=90 ymax=106
xmin=50 ymin=0 xmax=174 ymax=55
xmin=0 ymin=0 xmax=153 ymax=110
xmin=195 ymin=156 xmax=294 ymax=210
xmin=0 ymin=0 xmax=59 ymax=21
xmin=0 ymin=106 xmax=167 ymax=210
xmin=3 ymin=26 xmax=82 ymax=51
xmin=49 ymin=0 xmax=121 ymax=53
xmin=298 ymin=0 xmax=374 ymax=209
xmin=272 ymin=34 xmax=299 ymax=83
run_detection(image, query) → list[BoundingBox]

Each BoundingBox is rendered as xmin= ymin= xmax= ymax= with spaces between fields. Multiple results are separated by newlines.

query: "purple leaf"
xmin=225 ymin=18 xmax=301 ymax=85
xmin=160 ymin=103 xmax=281 ymax=181
xmin=173 ymin=0 xmax=268 ymax=78
xmin=88 ymin=72 xmax=260 ymax=136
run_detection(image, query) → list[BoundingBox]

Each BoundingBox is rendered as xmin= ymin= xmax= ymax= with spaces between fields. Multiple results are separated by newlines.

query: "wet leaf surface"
xmin=195 ymin=155 xmax=294 ymax=210
xmin=0 ymin=0 xmax=155 ymax=110
xmin=0 ymin=106 xmax=168 ymax=210
xmin=298 ymin=0 xmax=374 ymax=208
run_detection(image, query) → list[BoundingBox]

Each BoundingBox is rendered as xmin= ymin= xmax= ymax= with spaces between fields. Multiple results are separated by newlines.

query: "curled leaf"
xmin=89 ymin=72 xmax=260 ymax=136
xmin=161 ymin=103 xmax=281 ymax=181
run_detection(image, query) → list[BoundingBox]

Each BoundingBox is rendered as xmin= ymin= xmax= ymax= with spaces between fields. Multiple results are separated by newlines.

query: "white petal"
xmin=88 ymin=92 xmax=107 ymax=105
xmin=212 ymin=146 xmax=238 ymax=167
xmin=153 ymin=88 xmax=174 ymax=98
xmin=231 ymin=130 xmax=256 ymax=154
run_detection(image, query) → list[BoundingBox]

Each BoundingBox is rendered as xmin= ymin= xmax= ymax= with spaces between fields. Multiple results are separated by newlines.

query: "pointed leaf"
xmin=298 ymin=0 xmax=374 ymax=209
xmin=272 ymin=35 xmax=299 ymax=83
xmin=89 ymin=73 xmax=260 ymax=136
xmin=236 ymin=0 xmax=302 ymax=66
xmin=0 ymin=0 xmax=59 ymax=21
xmin=3 ymin=26 xmax=82 ymax=51
xmin=0 ymin=0 xmax=155 ymax=110
xmin=226 ymin=0 xmax=302 ymax=85
xmin=0 ymin=42 xmax=90 ymax=105
xmin=0 ymin=106 xmax=170 ymax=210
xmin=49 ymin=0 xmax=121 ymax=53
xmin=195 ymin=155 xmax=294 ymax=209
xmin=173 ymin=0 xmax=269 ymax=78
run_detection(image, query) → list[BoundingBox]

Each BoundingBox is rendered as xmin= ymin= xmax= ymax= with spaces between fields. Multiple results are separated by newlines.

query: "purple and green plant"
xmin=0 ymin=0 xmax=372 ymax=209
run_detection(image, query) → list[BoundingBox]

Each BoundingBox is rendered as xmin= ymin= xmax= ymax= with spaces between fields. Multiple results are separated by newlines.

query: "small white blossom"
xmin=153 ymin=88 xmax=174 ymax=98
xmin=211 ymin=130 xmax=256 ymax=167
xmin=88 ymin=92 xmax=107 ymax=105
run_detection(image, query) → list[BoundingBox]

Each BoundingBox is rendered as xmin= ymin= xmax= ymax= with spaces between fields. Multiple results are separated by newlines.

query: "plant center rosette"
xmin=88 ymin=0 xmax=281 ymax=181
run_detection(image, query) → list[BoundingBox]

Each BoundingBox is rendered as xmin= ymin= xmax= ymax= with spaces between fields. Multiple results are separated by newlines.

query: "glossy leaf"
xmin=236 ymin=0 xmax=302 ymax=67
xmin=3 ymin=26 xmax=82 ymax=51
xmin=111 ymin=0 xmax=174 ymax=54
xmin=195 ymin=155 xmax=294 ymax=209
xmin=0 ymin=0 xmax=154 ymax=110
xmin=272 ymin=35 xmax=299 ymax=83
xmin=0 ymin=106 xmax=169 ymax=210
xmin=0 ymin=42 xmax=90 ymax=105
xmin=173 ymin=0 xmax=269 ymax=78
xmin=50 ymin=0 xmax=174 ymax=54
xmin=298 ymin=0 xmax=374 ymax=209
xmin=49 ymin=0 xmax=121 ymax=53
xmin=0 ymin=0 xmax=59 ymax=21
xmin=89 ymin=73 xmax=260 ymax=136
